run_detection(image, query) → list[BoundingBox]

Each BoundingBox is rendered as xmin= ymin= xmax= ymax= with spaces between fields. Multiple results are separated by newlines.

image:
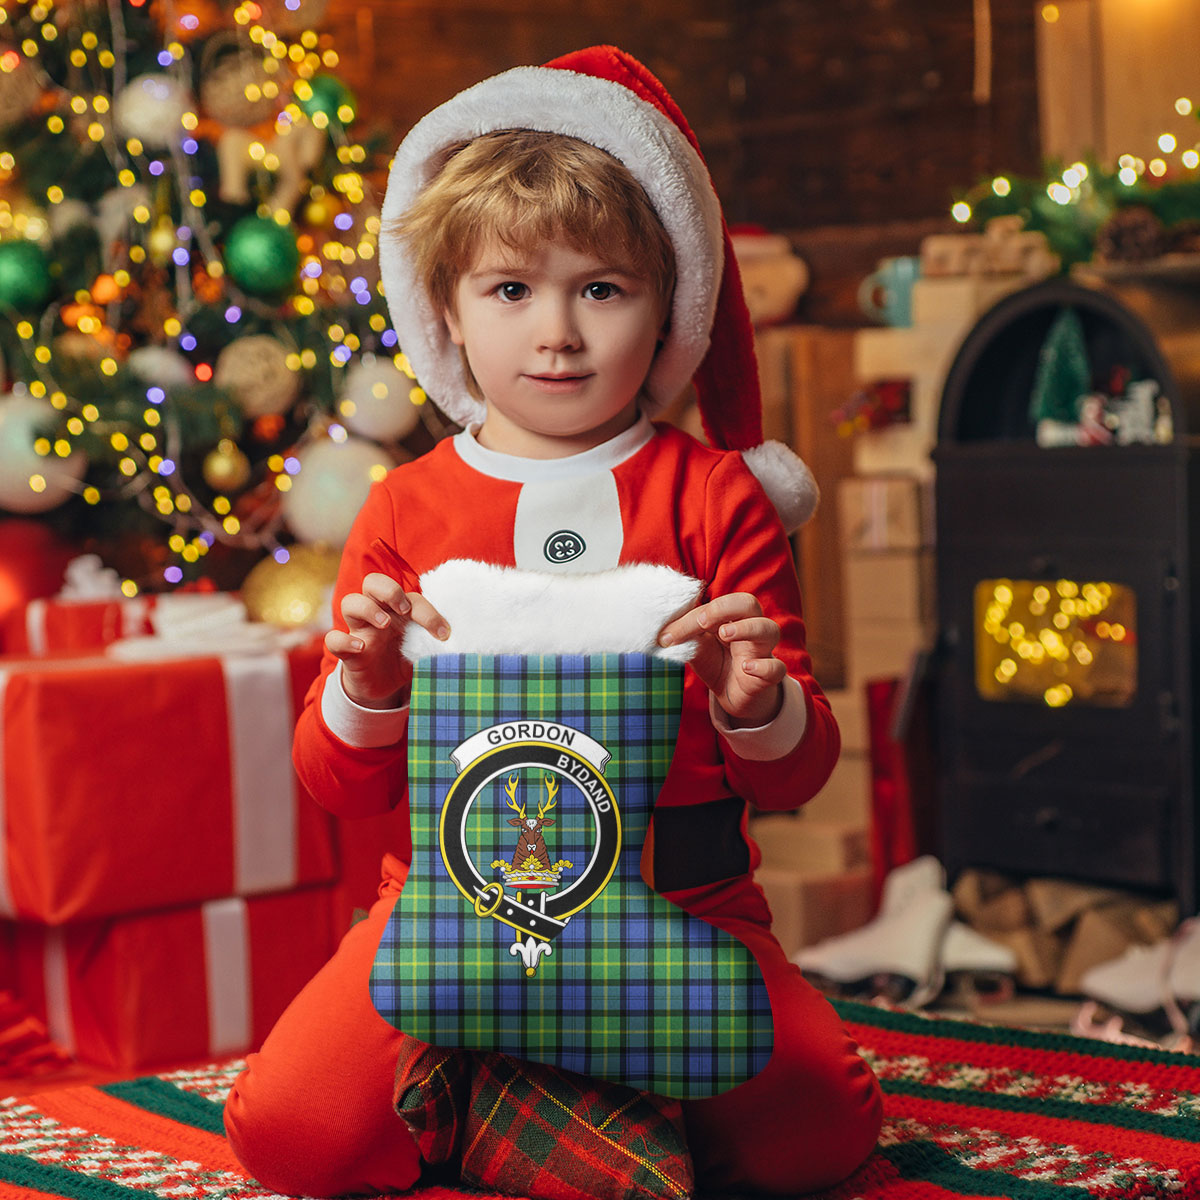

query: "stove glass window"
xmin=974 ymin=578 xmax=1137 ymax=707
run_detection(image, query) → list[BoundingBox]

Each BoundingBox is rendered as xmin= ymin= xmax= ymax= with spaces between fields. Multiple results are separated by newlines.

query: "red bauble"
xmin=0 ymin=519 xmax=76 ymax=652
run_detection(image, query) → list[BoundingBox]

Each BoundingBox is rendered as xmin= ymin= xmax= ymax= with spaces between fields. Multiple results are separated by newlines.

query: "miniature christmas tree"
xmin=1029 ymin=307 xmax=1091 ymax=426
xmin=0 ymin=0 xmax=439 ymax=593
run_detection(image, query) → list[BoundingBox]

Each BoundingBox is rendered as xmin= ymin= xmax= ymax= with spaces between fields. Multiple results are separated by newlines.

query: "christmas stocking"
xmin=370 ymin=649 xmax=774 ymax=1099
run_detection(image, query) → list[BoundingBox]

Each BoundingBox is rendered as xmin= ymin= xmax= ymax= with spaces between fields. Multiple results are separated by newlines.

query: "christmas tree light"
xmin=0 ymin=0 xmax=438 ymax=592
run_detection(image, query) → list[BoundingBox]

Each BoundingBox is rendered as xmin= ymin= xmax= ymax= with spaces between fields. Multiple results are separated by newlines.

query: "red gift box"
xmin=0 ymin=642 xmax=338 ymax=923
xmin=4 ymin=597 xmax=156 ymax=655
xmin=12 ymin=887 xmax=339 ymax=1071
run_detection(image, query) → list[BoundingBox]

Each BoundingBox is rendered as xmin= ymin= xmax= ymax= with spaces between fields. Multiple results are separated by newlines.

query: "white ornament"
xmin=215 ymin=334 xmax=301 ymax=418
xmin=127 ymin=346 xmax=196 ymax=388
xmin=0 ymin=54 xmax=43 ymax=130
xmin=113 ymin=74 xmax=192 ymax=148
xmin=96 ymin=184 xmax=152 ymax=269
xmin=0 ymin=389 xmax=86 ymax=514
xmin=281 ymin=434 xmax=392 ymax=545
xmin=338 ymin=354 xmax=421 ymax=442
xmin=48 ymin=199 xmax=94 ymax=240
xmin=200 ymin=49 xmax=277 ymax=127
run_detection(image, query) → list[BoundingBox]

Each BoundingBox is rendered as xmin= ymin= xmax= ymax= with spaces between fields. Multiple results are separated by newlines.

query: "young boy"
xmin=225 ymin=46 xmax=882 ymax=1197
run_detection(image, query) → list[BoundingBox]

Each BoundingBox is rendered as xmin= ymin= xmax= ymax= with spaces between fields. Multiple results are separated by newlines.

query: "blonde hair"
xmin=391 ymin=129 xmax=676 ymax=326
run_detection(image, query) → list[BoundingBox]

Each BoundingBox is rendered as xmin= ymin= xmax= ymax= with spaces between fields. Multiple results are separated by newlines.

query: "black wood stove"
xmin=934 ymin=276 xmax=1200 ymax=913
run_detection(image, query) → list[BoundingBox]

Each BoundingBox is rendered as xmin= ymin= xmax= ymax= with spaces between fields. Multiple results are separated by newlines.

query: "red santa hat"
xmin=379 ymin=45 xmax=818 ymax=530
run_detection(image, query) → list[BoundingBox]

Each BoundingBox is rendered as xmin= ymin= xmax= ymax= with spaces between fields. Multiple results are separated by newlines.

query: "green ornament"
xmin=0 ymin=241 xmax=53 ymax=311
xmin=224 ymin=215 xmax=301 ymax=296
xmin=296 ymin=74 xmax=356 ymax=127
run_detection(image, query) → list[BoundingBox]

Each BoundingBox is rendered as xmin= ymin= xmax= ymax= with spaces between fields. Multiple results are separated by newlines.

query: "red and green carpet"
xmin=2 ymin=998 xmax=1200 ymax=1200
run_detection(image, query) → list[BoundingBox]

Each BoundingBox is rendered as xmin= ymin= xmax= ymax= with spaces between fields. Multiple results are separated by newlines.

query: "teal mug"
xmin=858 ymin=255 xmax=921 ymax=327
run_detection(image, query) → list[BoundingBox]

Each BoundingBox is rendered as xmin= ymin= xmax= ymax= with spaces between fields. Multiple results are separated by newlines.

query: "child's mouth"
xmin=526 ymin=373 xmax=592 ymax=392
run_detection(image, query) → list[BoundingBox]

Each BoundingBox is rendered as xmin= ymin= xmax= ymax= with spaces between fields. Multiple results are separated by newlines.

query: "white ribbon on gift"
xmin=0 ymin=667 xmax=13 ymax=917
xmin=221 ymin=653 xmax=299 ymax=896
xmin=23 ymin=595 xmax=152 ymax=655
xmin=40 ymin=896 xmax=253 ymax=1059
xmin=202 ymin=896 xmax=253 ymax=1055
xmin=42 ymin=927 xmax=74 ymax=1054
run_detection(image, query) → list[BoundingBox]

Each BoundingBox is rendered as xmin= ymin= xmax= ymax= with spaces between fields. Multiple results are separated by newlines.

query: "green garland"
xmin=953 ymin=158 xmax=1200 ymax=267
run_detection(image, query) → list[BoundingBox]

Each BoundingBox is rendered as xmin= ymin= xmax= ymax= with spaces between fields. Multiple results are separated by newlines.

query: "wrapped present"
xmin=0 ymin=642 xmax=337 ymax=923
xmin=11 ymin=887 xmax=338 ymax=1070
xmin=4 ymin=596 xmax=155 ymax=654
xmin=837 ymin=475 xmax=932 ymax=553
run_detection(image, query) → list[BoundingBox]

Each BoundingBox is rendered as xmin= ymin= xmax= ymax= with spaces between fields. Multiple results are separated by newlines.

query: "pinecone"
xmin=1095 ymin=206 xmax=1167 ymax=263
xmin=1166 ymin=220 xmax=1200 ymax=255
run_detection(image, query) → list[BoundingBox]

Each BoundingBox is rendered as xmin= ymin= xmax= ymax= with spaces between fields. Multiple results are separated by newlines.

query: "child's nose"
xmin=536 ymin=298 xmax=581 ymax=352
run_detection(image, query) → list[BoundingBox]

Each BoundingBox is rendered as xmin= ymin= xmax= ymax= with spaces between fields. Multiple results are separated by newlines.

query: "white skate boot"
xmin=941 ymin=920 xmax=1018 ymax=1004
xmin=793 ymin=856 xmax=954 ymax=1007
xmin=1077 ymin=918 xmax=1200 ymax=1048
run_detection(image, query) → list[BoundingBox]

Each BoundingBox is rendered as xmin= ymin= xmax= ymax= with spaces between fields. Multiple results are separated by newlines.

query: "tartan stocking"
xmin=371 ymin=653 xmax=773 ymax=1099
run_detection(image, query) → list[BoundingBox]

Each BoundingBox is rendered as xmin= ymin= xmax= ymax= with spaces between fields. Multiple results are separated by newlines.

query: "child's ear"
xmin=443 ymin=306 xmax=465 ymax=346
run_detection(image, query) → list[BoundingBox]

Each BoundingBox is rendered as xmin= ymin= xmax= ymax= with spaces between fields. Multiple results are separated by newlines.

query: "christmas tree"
xmin=0 ymin=0 xmax=440 ymax=595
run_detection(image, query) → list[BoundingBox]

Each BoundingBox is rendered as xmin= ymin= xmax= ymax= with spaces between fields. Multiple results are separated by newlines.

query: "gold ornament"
xmin=148 ymin=217 xmax=178 ymax=267
xmin=200 ymin=41 xmax=278 ymax=127
xmin=214 ymin=334 xmax=302 ymax=418
xmin=202 ymin=437 xmax=252 ymax=491
xmin=303 ymin=196 xmax=332 ymax=228
xmin=241 ymin=543 xmax=340 ymax=628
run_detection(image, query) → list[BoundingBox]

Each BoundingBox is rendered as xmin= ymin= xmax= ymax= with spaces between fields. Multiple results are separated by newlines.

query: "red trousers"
xmin=224 ymin=855 xmax=882 ymax=1196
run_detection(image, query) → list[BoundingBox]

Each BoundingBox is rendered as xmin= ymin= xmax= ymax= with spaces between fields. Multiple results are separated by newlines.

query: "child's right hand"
xmin=324 ymin=573 xmax=450 ymax=709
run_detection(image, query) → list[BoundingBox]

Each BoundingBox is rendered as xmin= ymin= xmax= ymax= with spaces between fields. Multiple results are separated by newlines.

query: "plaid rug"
xmin=4 ymin=1001 xmax=1200 ymax=1198
xmin=370 ymin=654 xmax=773 ymax=1099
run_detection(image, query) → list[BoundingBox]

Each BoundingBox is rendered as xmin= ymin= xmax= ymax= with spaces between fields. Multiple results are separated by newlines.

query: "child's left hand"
xmin=658 ymin=592 xmax=786 ymax=727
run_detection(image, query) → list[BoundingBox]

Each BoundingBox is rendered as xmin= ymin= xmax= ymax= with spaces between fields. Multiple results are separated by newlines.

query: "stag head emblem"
xmin=505 ymin=773 xmax=558 ymax=871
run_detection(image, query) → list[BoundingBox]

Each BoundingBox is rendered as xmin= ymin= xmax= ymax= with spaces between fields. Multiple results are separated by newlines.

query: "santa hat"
xmin=379 ymin=45 xmax=818 ymax=530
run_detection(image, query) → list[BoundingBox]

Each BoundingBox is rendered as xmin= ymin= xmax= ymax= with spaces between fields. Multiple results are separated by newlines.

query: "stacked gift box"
xmin=0 ymin=595 xmax=408 ymax=1072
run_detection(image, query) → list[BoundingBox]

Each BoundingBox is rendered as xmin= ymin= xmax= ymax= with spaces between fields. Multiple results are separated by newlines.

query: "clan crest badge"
xmin=439 ymin=721 xmax=621 ymax=976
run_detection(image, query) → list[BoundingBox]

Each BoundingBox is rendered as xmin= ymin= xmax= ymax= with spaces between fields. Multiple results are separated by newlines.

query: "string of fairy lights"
xmin=0 ymin=0 xmax=431 ymax=592
xmin=951 ymin=32 xmax=1197 ymax=231
xmin=977 ymin=579 xmax=1135 ymax=709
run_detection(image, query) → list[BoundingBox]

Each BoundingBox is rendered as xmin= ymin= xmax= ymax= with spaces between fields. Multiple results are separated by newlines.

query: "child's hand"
xmin=324 ymin=573 xmax=449 ymax=709
xmin=658 ymin=592 xmax=786 ymax=727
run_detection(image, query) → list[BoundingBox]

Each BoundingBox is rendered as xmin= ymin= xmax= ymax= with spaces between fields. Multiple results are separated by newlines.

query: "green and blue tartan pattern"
xmin=369 ymin=653 xmax=774 ymax=1099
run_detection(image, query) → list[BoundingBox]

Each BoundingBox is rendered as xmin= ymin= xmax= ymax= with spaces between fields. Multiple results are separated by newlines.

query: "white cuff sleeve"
xmin=320 ymin=661 xmax=409 ymax=748
xmin=710 ymin=675 xmax=808 ymax=761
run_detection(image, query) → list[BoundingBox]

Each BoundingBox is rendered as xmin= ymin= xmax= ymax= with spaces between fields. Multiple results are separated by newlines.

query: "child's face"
xmin=443 ymin=238 xmax=663 ymax=458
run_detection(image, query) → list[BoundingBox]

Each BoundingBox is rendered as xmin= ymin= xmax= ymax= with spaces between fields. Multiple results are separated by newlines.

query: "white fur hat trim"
xmin=742 ymin=441 xmax=820 ymax=533
xmin=401 ymin=560 xmax=701 ymax=662
xmin=379 ymin=65 xmax=725 ymax=430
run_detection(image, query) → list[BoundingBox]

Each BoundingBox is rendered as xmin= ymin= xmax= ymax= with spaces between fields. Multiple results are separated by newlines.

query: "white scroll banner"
xmin=221 ymin=653 xmax=298 ymax=895
xmin=202 ymin=896 xmax=253 ymax=1056
xmin=450 ymin=721 xmax=610 ymax=776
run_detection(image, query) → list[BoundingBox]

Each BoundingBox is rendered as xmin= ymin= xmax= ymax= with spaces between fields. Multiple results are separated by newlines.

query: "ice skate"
xmin=1077 ymin=918 xmax=1200 ymax=1048
xmin=793 ymin=856 xmax=954 ymax=1008
xmin=940 ymin=920 xmax=1017 ymax=1005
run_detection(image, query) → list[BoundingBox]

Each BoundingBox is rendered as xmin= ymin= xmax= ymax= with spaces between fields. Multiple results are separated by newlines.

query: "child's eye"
xmin=585 ymin=282 xmax=619 ymax=301
xmin=497 ymin=282 xmax=528 ymax=301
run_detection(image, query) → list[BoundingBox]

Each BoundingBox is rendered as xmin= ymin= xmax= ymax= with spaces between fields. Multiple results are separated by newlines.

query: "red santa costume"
xmin=224 ymin=46 xmax=882 ymax=1197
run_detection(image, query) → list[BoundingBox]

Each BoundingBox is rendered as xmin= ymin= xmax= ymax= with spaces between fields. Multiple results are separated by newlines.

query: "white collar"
xmin=451 ymin=412 xmax=654 ymax=483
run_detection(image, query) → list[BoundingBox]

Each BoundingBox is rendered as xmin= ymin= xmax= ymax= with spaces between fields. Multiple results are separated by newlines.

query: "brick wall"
xmin=329 ymin=0 xmax=1041 ymax=236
